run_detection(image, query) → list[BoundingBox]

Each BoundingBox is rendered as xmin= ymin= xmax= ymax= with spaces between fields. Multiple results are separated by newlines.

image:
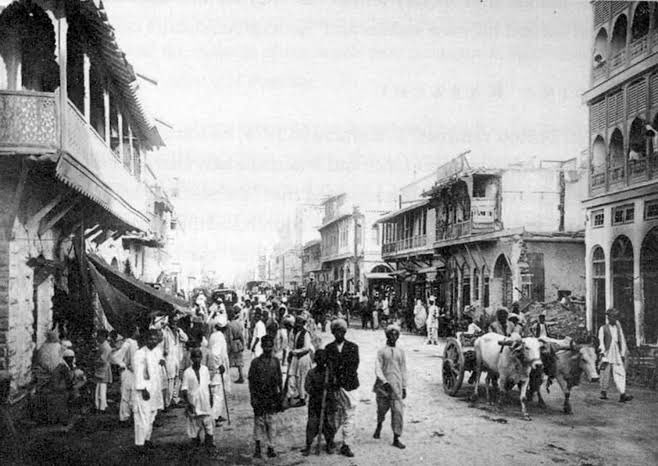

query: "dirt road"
xmin=18 ymin=328 xmax=658 ymax=465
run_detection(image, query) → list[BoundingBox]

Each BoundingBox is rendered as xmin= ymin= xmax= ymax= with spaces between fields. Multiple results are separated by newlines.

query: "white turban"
xmin=330 ymin=318 xmax=347 ymax=331
xmin=385 ymin=324 xmax=401 ymax=335
xmin=63 ymin=349 xmax=75 ymax=358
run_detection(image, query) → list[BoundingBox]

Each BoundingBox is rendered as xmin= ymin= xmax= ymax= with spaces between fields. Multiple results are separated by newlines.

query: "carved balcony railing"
xmin=592 ymin=63 xmax=608 ymax=82
xmin=610 ymin=49 xmax=626 ymax=70
xmin=382 ymin=235 xmax=428 ymax=256
xmin=591 ymin=171 xmax=606 ymax=187
xmin=630 ymin=36 xmax=648 ymax=60
xmin=0 ymin=90 xmax=57 ymax=152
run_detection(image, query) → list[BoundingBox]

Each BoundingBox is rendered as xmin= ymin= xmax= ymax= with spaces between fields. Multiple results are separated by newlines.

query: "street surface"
xmin=21 ymin=328 xmax=658 ymax=466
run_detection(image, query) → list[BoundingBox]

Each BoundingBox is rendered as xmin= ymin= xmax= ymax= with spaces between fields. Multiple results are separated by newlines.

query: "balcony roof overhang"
xmin=375 ymin=199 xmax=429 ymax=224
xmin=318 ymin=213 xmax=352 ymax=230
xmin=56 ymin=152 xmax=150 ymax=232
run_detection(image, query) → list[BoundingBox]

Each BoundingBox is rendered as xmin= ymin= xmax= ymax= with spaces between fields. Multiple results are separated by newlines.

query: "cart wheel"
xmin=442 ymin=337 xmax=465 ymax=396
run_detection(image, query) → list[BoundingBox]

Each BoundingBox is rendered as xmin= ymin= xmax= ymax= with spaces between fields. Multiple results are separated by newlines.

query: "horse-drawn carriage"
xmin=442 ymin=332 xmax=480 ymax=396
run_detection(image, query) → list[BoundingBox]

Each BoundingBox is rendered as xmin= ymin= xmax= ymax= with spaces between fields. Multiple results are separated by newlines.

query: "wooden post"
xmin=83 ymin=54 xmax=90 ymax=123
xmin=128 ymin=125 xmax=134 ymax=174
xmin=118 ymin=113 xmax=124 ymax=159
xmin=104 ymin=81 xmax=110 ymax=144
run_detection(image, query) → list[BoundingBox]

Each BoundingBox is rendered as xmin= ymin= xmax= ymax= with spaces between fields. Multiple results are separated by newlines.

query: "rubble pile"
xmin=522 ymin=299 xmax=591 ymax=342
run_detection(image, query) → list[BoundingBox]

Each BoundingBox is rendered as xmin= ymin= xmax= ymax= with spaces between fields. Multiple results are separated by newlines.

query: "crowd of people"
xmin=29 ymin=289 xmax=410 ymax=459
xmin=29 ymin=286 xmax=635 ymax=459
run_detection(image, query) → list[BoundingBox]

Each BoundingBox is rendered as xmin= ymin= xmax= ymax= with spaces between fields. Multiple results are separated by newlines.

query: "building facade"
xmin=584 ymin=1 xmax=658 ymax=346
xmin=301 ymin=239 xmax=321 ymax=286
xmin=319 ymin=193 xmax=389 ymax=294
xmin=377 ymin=153 xmax=588 ymax=318
xmin=0 ymin=0 xmax=168 ymax=397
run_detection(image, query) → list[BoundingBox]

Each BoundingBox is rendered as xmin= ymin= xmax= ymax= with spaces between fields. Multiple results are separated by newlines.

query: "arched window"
xmin=462 ymin=265 xmax=471 ymax=307
xmin=493 ymin=254 xmax=513 ymax=307
xmin=641 ymin=228 xmax=658 ymax=344
xmin=593 ymin=27 xmax=608 ymax=68
xmin=631 ymin=2 xmax=650 ymax=41
xmin=609 ymin=128 xmax=625 ymax=173
xmin=611 ymin=14 xmax=628 ymax=56
xmin=611 ymin=235 xmax=635 ymax=345
xmin=473 ymin=267 xmax=480 ymax=301
xmin=628 ymin=117 xmax=646 ymax=158
xmin=592 ymin=135 xmax=607 ymax=169
xmin=591 ymin=246 xmax=606 ymax=331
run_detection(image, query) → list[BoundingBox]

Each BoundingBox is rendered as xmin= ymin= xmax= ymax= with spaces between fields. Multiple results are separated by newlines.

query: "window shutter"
xmin=627 ymin=79 xmax=647 ymax=116
xmin=651 ymin=74 xmax=658 ymax=109
xmin=607 ymin=90 xmax=624 ymax=124
xmin=590 ymin=99 xmax=606 ymax=132
xmin=594 ymin=2 xmax=610 ymax=28
xmin=611 ymin=2 xmax=627 ymax=16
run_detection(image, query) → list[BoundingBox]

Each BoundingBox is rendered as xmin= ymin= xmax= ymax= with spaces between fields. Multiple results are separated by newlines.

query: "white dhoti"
xmin=336 ymin=388 xmax=358 ymax=446
xmin=133 ymin=397 xmax=157 ymax=446
xmin=119 ymin=369 xmax=135 ymax=421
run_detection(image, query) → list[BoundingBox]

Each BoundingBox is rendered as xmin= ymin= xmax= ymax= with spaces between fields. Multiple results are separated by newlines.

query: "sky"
xmin=104 ymin=0 xmax=592 ymax=281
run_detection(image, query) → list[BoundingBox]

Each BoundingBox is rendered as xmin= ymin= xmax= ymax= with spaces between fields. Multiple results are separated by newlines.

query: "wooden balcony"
xmin=0 ymin=90 xmax=57 ymax=153
xmin=382 ymin=235 xmax=427 ymax=257
xmin=630 ymin=37 xmax=648 ymax=60
xmin=435 ymin=219 xmax=496 ymax=244
xmin=589 ymin=158 xmax=658 ymax=198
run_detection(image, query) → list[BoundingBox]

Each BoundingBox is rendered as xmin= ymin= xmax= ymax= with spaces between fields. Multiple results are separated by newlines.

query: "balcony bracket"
xmin=39 ymin=197 xmax=81 ymax=236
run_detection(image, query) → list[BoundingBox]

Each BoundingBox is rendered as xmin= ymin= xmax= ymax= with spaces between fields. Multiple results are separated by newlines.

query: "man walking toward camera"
xmin=598 ymin=308 xmax=633 ymax=403
xmin=373 ymin=324 xmax=407 ymax=449
xmin=325 ymin=318 xmax=359 ymax=458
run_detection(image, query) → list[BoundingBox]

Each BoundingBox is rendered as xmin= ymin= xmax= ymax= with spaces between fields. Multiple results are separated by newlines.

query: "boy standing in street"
xmin=181 ymin=348 xmax=214 ymax=450
xmin=373 ymin=324 xmax=407 ymax=449
xmin=248 ymin=334 xmax=282 ymax=458
xmin=302 ymin=349 xmax=336 ymax=456
xmin=94 ymin=329 xmax=113 ymax=413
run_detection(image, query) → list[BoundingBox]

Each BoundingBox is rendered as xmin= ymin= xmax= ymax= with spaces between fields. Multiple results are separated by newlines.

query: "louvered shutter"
xmin=590 ymin=100 xmax=606 ymax=132
xmin=651 ymin=74 xmax=658 ymax=109
xmin=608 ymin=91 xmax=624 ymax=124
xmin=594 ymin=2 xmax=610 ymax=28
xmin=627 ymin=80 xmax=647 ymax=116
xmin=611 ymin=2 xmax=627 ymax=16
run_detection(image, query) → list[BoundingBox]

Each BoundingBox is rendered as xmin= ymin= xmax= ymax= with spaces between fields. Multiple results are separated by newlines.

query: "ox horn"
xmin=498 ymin=339 xmax=514 ymax=347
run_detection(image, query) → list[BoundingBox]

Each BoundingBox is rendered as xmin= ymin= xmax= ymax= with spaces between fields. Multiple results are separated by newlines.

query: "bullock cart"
xmin=442 ymin=332 xmax=479 ymax=396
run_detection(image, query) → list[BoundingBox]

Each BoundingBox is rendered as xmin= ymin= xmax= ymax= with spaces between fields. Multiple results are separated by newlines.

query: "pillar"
xmin=634 ymin=235 xmax=644 ymax=346
xmin=83 ymin=53 xmax=90 ymax=122
xmin=103 ymin=83 xmax=110 ymax=144
xmin=456 ymin=266 xmax=463 ymax=317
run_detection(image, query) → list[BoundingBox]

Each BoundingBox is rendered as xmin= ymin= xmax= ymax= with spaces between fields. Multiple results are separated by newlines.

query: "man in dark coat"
xmin=324 ymin=318 xmax=359 ymax=457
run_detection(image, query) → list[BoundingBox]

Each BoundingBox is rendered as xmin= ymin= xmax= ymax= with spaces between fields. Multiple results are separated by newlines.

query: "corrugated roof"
xmin=375 ymin=199 xmax=429 ymax=224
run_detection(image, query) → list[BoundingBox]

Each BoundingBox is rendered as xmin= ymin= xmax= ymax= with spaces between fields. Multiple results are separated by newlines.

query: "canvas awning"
xmin=87 ymin=254 xmax=190 ymax=315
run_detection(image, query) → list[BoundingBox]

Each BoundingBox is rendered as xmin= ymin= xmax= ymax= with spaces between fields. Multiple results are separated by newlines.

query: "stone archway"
xmin=641 ymin=228 xmax=658 ymax=344
xmin=493 ymin=254 xmax=513 ymax=308
xmin=611 ymin=235 xmax=635 ymax=345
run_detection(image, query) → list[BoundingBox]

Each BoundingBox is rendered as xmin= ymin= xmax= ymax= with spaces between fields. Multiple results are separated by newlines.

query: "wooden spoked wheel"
xmin=442 ymin=337 xmax=465 ymax=396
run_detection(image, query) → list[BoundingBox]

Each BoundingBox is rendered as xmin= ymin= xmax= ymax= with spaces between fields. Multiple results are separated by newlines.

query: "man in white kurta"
xmin=162 ymin=322 xmax=188 ymax=408
xmin=251 ymin=314 xmax=267 ymax=358
xmin=133 ymin=330 xmax=165 ymax=448
xmin=208 ymin=327 xmax=230 ymax=422
xmin=598 ymin=308 xmax=633 ymax=402
xmin=181 ymin=348 xmax=214 ymax=448
xmin=373 ymin=324 xmax=407 ymax=449
xmin=111 ymin=331 xmax=139 ymax=422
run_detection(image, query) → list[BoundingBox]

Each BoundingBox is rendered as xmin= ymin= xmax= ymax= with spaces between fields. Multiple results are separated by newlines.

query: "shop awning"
xmin=87 ymin=254 xmax=190 ymax=314
xmin=364 ymin=272 xmax=394 ymax=280
xmin=375 ymin=199 xmax=429 ymax=224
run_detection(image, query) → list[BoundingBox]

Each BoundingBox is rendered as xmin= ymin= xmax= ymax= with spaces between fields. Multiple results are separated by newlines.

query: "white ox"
xmin=473 ymin=332 xmax=544 ymax=420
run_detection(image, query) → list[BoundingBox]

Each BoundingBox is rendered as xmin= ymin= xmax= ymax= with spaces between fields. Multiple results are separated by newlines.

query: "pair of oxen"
xmin=471 ymin=333 xmax=599 ymax=420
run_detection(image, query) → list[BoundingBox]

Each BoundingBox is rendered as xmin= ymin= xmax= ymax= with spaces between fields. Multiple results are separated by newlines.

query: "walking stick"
xmin=315 ymin=367 xmax=330 ymax=455
xmin=220 ymin=371 xmax=231 ymax=425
